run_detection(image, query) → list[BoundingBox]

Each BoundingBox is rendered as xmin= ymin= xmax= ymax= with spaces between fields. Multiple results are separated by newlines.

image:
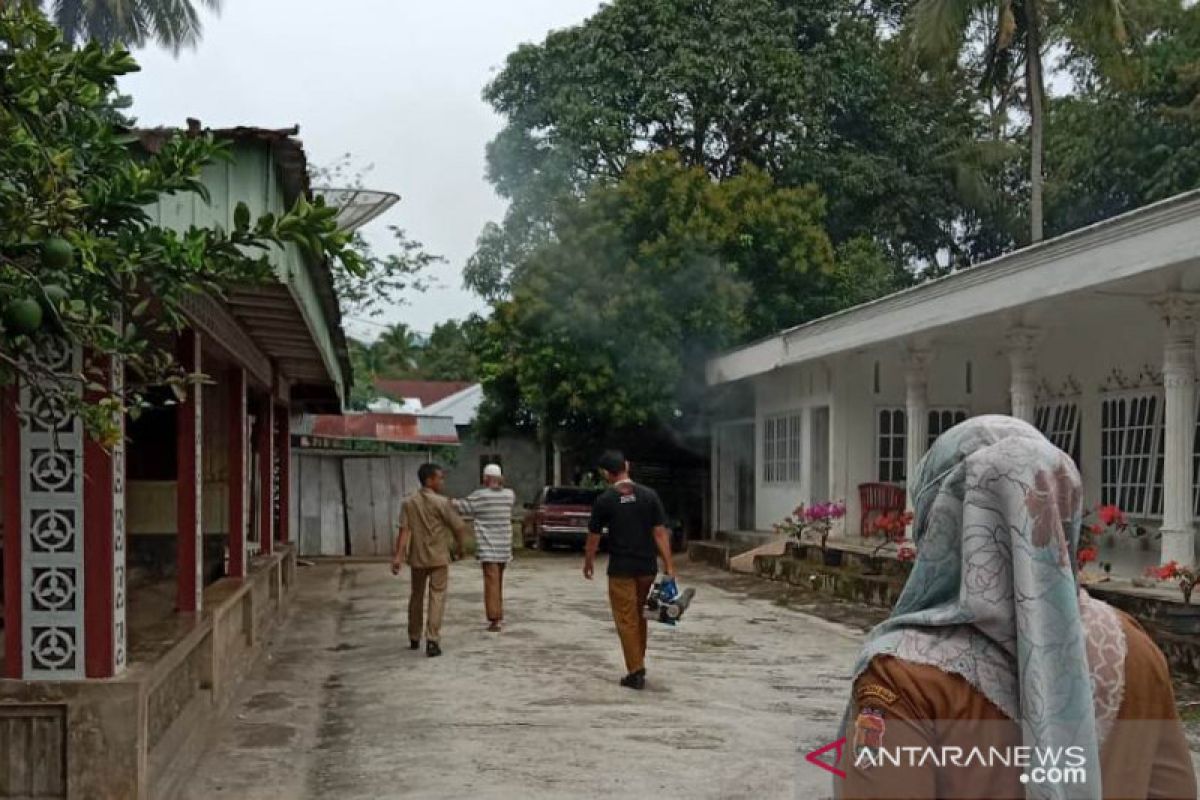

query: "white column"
xmin=1155 ymin=295 xmax=1197 ymax=566
xmin=905 ymin=348 xmax=932 ymax=509
xmin=1006 ymin=328 xmax=1040 ymax=425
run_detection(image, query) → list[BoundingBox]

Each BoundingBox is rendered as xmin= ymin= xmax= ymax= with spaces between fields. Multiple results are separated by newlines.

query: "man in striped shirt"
xmin=455 ymin=464 xmax=516 ymax=632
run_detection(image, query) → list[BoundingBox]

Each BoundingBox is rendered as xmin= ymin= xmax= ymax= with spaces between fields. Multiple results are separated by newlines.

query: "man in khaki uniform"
xmin=391 ymin=463 xmax=469 ymax=657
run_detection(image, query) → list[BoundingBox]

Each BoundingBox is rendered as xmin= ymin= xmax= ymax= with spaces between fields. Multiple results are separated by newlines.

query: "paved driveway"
xmin=181 ymin=554 xmax=863 ymax=799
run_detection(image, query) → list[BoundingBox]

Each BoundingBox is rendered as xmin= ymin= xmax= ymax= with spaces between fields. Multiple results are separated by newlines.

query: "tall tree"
xmin=346 ymin=338 xmax=384 ymax=410
xmin=372 ymin=323 xmax=423 ymax=377
xmin=1045 ymin=2 xmax=1200 ymax=233
xmin=418 ymin=319 xmax=481 ymax=382
xmin=24 ymin=0 xmax=222 ymax=51
xmin=471 ymin=0 xmax=990 ymax=299
xmin=908 ymin=0 xmax=1140 ymax=243
xmin=0 ymin=4 xmax=360 ymax=440
xmin=473 ymin=152 xmax=892 ymax=442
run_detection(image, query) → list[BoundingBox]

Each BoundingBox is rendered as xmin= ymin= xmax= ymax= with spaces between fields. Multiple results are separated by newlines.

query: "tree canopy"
xmin=1045 ymin=1 xmax=1200 ymax=234
xmin=472 ymin=152 xmax=898 ymax=442
xmin=906 ymin=0 xmax=1159 ymax=243
xmin=346 ymin=319 xmax=483 ymax=409
xmin=468 ymin=0 xmax=998 ymax=302
xmin=25 ymin=0 xmax=222 ymax=51
xmin=0 ymin=5 xmax=360 ymax=442
xmin=466 ymin=0 xmax=1200 ymax=444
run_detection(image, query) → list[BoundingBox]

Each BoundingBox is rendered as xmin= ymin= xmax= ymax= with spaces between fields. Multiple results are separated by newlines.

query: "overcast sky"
xmin=121 ymin=0 xmax=603 ymax=342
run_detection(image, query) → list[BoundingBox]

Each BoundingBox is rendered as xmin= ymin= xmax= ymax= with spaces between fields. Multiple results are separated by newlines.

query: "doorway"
xmin=809 ymin=406 xmax=831 ymax=504
xmin=715 ymin=421 xmax=756 ymax=532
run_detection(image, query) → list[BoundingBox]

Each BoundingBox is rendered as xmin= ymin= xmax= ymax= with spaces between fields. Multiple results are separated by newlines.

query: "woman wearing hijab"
xmin=837 ymin=416 xmax=1195 ymax=800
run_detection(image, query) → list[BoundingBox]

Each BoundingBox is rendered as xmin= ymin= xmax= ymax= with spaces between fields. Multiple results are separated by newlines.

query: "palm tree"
xmin=909 ymin=0 xmax=1130 ymax=243
xmin=373 ymin=323 xmax=424 ymax=377
xmin=38 ymin=0 xmax=222 ymax=51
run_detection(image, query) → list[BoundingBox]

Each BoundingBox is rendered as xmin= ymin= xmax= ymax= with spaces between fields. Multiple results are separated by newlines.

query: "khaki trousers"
xmin=608 ymin=575 xmax=655 ymax=674
xmin=408 ymin=566 xmax=448 ymax=642
xmin=481 ymin=562 xmax=506 ymax=622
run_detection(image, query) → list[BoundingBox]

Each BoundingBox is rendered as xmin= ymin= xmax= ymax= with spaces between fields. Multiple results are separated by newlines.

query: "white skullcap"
xmin=482 ymin=463 xmax=503 ymax=478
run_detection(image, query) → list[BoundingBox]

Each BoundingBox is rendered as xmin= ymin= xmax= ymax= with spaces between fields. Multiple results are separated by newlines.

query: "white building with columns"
xmin=706 ymin=190 xmax=1200 ymax=571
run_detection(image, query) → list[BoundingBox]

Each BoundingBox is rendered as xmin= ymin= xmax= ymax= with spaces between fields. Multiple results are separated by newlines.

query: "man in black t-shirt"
xmin=584 ymin=450 xmax=676 ymax=690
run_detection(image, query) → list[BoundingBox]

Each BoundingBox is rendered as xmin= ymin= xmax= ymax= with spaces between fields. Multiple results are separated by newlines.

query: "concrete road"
xmin=181 ymin=554 xmax=863 ymax=800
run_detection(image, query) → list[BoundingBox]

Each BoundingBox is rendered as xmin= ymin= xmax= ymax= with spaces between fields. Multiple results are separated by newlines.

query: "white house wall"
xmin=751 ymin=363 xmax=833 ymax=528
xmin=741 ymin=286 xmax=1198 ymax=550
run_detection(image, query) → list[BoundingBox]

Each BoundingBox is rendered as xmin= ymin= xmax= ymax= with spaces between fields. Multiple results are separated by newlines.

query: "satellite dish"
xmin=313 ymin=187 xmax=401 ymax=233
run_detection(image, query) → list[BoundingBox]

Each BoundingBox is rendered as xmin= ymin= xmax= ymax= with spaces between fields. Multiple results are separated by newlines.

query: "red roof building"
xmin=373 ymin=379 xmax=473 ymax=407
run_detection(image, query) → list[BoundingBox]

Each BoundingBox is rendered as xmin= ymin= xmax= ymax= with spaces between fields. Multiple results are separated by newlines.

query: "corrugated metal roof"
xmin=135 ymin=121 xmax=354 ymax=409
xmin=420 ymin=384 xmax=481 ymax=426
xmin=298 ymin=413 xmax=459 ymax=445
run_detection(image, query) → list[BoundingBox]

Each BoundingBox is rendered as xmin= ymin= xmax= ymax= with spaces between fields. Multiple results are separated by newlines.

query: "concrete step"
xmin=688 ymin=532 xmax=775 ymax=570
xmin=687 ymin=540 xmax=732 ymax=569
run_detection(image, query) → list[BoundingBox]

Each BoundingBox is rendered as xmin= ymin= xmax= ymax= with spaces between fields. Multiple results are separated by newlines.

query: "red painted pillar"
xmin=227 ymin=368 xmax=247 ymax=578
xmin=257 ymin=396 xmax=275 ymax=555
xmin=83 ymin=353 xmax=126 ymax=677
xmin=275 ymin=403 xmax=291 ymax=545
xmin=176 ymin=331 xmax=202 ymax=613
xmin=1 ymin=385 xmax=23 ymax=678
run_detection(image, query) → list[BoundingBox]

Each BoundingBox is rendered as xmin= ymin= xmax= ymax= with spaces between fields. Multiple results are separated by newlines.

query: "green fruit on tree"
xmin=41 ymin=237 xmax=74 ymax=270
xmin=4 ymin=298 xmax=44 ymax=335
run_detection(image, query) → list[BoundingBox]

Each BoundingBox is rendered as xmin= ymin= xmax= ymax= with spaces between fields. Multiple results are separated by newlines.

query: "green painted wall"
xmin=148 ymin=141 xmax=346 ymax=401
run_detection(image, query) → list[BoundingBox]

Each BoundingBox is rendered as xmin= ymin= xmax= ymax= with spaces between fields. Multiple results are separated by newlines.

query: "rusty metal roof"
xmin=298 ymin=413 xmax=459 ymax=445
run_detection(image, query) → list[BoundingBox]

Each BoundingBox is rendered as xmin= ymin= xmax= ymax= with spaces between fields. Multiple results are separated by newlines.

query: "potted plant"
xmin=1076 ymin=504 xmax=1142 ymax=582
xmin=774 ymin=501 xmax=847 ymax=566
xmin=864 ymin=510 xmax=914 ymax=575
xmin=1145 ymin=561 xmax=1200 ymax=605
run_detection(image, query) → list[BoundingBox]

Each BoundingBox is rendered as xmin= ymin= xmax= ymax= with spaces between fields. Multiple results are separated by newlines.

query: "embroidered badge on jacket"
xmin=853 ymin=707 xmax=886 ymax=767
xmin=856 ymin=683 xmax=899 ymax=707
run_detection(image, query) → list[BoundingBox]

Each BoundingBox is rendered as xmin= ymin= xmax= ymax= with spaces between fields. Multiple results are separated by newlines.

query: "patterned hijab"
xmin=842 ymin=415 xmax=1127 ymax=800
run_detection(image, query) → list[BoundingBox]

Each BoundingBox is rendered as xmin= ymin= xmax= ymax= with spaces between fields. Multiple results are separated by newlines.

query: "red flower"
xmin=1088 ymin=524 xmax=1104 ymax=536
xmin=1077 ymin=546 xmax=1098 ymax=565
xmin=1097 ymin=505 xmax=1126 ymax=527
xmin=1147 ymin=561 xmax=1182 ymax=581
xmin=897 ymin=545 xmax=916 ymax=563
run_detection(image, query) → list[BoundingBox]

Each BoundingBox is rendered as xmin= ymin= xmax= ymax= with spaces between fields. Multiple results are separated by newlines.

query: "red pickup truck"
xmin=521 ymin=486 xmax=602 ymax=550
